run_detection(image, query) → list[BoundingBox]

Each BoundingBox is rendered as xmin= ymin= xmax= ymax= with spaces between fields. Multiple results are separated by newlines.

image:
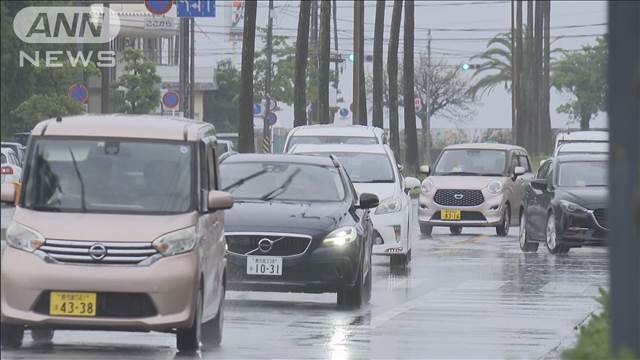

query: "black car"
xmin=519 ymin=154 xmax=608 ymax=254
xmin=219 ymin=153 xmax=379 ymax=306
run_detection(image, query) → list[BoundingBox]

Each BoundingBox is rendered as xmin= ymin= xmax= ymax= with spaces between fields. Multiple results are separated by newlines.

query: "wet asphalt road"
xmin=1 ymin=224 xmax=608 ymax=360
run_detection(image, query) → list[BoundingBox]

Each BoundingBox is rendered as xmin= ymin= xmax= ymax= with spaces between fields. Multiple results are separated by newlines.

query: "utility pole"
xmin=310 ymin=0 xmax=319 ymax=124
xmin=510 ymin=0 xmax=517 ymax=143
xmin=332 ymin=0 xmax=339 ymax=89
xmin=101 ymin=2 xmax=110 ymax=113
xmin=179 ymin=18 xmax=188 ymax=116
xmin=425 ymin=29 xmax=432 ymax=164
xmin=189 ymin=18 xmax=195 ymax=119
xmin=262 ymin=0 xmax=274 ymax=153
xmin=352 ymin=0 xmax=363 ymax=125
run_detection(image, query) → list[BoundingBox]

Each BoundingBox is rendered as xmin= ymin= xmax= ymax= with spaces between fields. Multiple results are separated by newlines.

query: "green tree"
xmin=552 ymin=37 xmax=607 ymax=130
xmin=204 ymin=60 xmax=241 ymax=133
xmin=111 ymin=49 xmax=161 ymax=114
xmin=12 ymin=95 xmax=84 ymax=131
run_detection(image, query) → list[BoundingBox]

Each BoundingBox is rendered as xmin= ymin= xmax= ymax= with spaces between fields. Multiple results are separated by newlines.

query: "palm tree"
xmin=387 ymin=0 xmax=403 ymax=156
xmin=318 ymin=0 xmax=330 ymax=124
xmin=238 ymin=0 xmax=257 ymax=153
xmin=403 ymin=0 xmax=418 ymax=172
xmin=294 ymin=0 xmax=311 ymax=127
xmin=372 ymin=0 xmax=385 ymax=129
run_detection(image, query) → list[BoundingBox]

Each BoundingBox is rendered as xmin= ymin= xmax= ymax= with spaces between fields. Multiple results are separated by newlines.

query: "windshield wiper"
xmin=367 ymin=179 xmax=395 ymax=183
xmin=222 ymin=169 xmax=268 ymax=192
xmin=437 ymin=171 xmax=483 ymax=176
xmin=585 ymin=184 xmax=607 ymax=187
xmin=67 ymin=147 xmax=86 ymax=212
xmin=259 ymin=168 xmax=301 ymax=201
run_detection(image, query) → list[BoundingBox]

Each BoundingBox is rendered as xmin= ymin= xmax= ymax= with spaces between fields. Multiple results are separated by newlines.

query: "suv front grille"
xmin=434 ymin=189 xmax=485 ymax=207
xmin=38 ymin=239 xmax=158 ymax=265
xmin=593 ymin=209 xmax=607 ymax=229
xmin=226 ymin=233 xmax=312 ymax=256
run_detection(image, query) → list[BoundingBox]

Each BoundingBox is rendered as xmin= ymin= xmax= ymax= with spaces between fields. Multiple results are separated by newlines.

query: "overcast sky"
xmin=188 ymin=0 xmax=608 ymax=129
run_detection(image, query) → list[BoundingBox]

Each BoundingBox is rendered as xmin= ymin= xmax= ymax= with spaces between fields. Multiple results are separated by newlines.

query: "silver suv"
xmin=418 ymin=143 xmax=533 ymax=236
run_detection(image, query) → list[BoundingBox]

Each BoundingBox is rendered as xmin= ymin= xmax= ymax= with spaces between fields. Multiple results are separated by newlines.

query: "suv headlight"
xmin=375 ymin=196 xmax=402 ymax=215
xmin=6 ymin=222 xmax=44 ymax=252
xmin=323 ymin=226 xmax=358 ymax=246
xmin=559 ymin=200 xmax=588 ymax=213
xmin=421 ymin=179 xmax=435 ymax=194
xmin=487 ymin=180 xmax=504 ymax=194
xmin=153 ymin=226 xmax=197 ymax=256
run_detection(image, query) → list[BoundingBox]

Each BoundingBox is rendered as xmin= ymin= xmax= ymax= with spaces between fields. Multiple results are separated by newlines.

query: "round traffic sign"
xmin=339 ymin=107 xmax=349 ymax=117
xmin=145 ymin=0 xmax=174 ymax=15
xmin=253 ymin=103 xmax=262 ymax=116
xmin=162 ymin=91 xmax=180 ymax=108
xmin=68 ymin=83 xmax=89 ymax=104
xmin=266 ymin=112 xmax=277 ymax=126
xmin=269 ymin=97 xmax=278 ymax=111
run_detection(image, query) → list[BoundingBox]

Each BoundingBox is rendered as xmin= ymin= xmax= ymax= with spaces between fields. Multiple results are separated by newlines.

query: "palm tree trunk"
xmin=372 ymin=0 xmax=385 ymax=129
xmin=524 ymin=0 xmax=534 ymax=151
xmin=294 ymin=0 xmax=311 ymax=127
xmin=238 ymin=0 xmax=257 ymax=153
xmin=404 ymin=0 xmax=418 ymax=172
xmin=515 ymin=0 xmax=524 ymax=147
xmin=388 ymin=0 xmax=403 ymax=156
xmin=358 ymin=2 xmax=367 ymax=126
xmin=318 ymin=0 xmax=331 ymax=124
xmin=541 ymin=0 xmax=552 ymax=153
xmin=533 ymin=0 xmax=543 ymax=154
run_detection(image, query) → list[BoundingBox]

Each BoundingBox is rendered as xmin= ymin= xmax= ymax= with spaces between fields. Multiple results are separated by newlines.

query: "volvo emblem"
xmin=454 ymin=193 xmax=464 ymax=200
xmin=88 ymin=243 xmax=107 ymax=261
xmin=258 ymin=238 xmax=273 ymax=253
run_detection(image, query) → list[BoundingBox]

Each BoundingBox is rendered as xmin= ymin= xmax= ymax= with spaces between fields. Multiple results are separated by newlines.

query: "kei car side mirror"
xmin=419 ymin=165 xmax=431 ymax=175
xmin=514 ymin=166 xmax=526 ymax=177
xmin=208 ymin=190 xmax=234 ymax=210
xmin=403 ymin=177 xmax=421 ymax=193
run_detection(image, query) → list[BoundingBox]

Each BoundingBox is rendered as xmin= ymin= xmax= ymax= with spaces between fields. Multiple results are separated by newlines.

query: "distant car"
xmin=519 ymin=154 xmax=608 ymax=254
xmin=216 ymin=139 xmax=235 ymax=158
xmin=1 ymin=142 xmax=26 ymax=166
xmin=283 ymin=125 xmax=386 ymax=153
xmin=1 ymin=148 xmax=22 ymax=185
xmin=555 ymin=142 xmax=609 ymax=156
xmin=217 ymin=132 xmax=239 ymax=149
xmin=289 ymin=144 xmax=420 ymax=266
xmin=219 ymin=153 xmax=379 ymax=306
xmin=418 ymin=143 xmax=534 ymax=236
xmin=554 ymin=130 xmax=608 ymax=153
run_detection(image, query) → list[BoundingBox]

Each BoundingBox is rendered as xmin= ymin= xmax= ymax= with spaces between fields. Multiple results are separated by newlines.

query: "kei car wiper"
xmin=259 ymin=168 xmax=301 ymax=201
xmin=67 ymin=146 xmax=86 ymax=212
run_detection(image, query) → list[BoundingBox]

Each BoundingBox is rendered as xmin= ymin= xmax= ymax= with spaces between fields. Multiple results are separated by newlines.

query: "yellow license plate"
xmin=441 ymin=209 xmax=461 ymax=220
xmin=50 ymin=291 xmax=97 ymax=317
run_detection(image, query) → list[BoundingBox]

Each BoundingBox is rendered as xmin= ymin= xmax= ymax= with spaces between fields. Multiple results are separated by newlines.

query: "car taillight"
xmin=1 ymin=166 xmax=13 ymax=175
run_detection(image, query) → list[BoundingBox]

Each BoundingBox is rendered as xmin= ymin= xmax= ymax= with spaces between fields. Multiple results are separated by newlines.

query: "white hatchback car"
xmin=1 ymin=148 xmax=22 ymax=185
xmin=289 ymin=144 xmax=420 ymax=266
xmin=283 ymin=125 xmax=386 ymax=153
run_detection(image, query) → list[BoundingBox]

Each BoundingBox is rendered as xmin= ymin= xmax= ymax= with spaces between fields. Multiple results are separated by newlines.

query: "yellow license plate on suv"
xmin=50 ymin=291 xmax=97 ymax=317
xmin=441 ymin=209 xmax=461 ymax=220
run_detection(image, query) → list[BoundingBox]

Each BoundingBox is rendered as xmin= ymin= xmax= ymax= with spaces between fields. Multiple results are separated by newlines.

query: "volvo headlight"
xmin=487 ymin=180 xmax=504 ymax=194
xmin=153 ymin=226 xmax=197 ymax=256
xmin=6 ymin=222 xmax=44 ymax=252
xmin=559 ymin=200 xmax=588 ymax=213
xmin=421 ymin=179 xmax=435 ymax=194
xmin=375 ymin=196 xmax=402 ymax=215
xmin=323 ymin=226 xmax=358 ymax=246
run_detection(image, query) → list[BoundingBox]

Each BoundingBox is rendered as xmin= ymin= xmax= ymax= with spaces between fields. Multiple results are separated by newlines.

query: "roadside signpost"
xmin=253 ymin=103 xmax=262 ymax=116
xmin=145 ymin=0 xmax=174 ymax=16
xmin=266 ymin=112 xmax=277 ymax=126
xmin=162 ymin=91 xmax=180 ymax=108
xmin=415 ymin=97 xmax=423 ymax=112
xmin=176 ymin=0 xmax=216 ymax=17
xmin=68 ymin=83 xmax=89 ymax=104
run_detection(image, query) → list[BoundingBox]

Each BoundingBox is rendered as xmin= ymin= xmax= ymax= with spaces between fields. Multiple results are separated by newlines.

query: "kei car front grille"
xmin=593 ymin=209 xmax=607 ymax=229
xmin=225 ymin=233 xmax=312 ymax=256
xmin=38 ymin=239 xmax=158 ymax=265
xmin=434 ymin=189 xmax=485 ymax=207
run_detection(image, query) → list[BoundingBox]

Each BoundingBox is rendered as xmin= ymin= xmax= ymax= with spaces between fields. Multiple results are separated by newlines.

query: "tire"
xmin=419 ymin=223 xmax=432 ymax=236
xmin=390 ymin=253 xmax=407 ymax=267
xmin=496 ymin=204 xmax=511 ymax=237
xmin=176 ymin=289 xmax=202 ymax=353
xmin=201 ymin=284 xmax=224 ymax=349
xmin=1 ymin=323 xmax=24 ymax=350
xmin=545 ymin=212 xmax=569 ymax=255
xmin=519 ymin=211 xmax=539 ymax=252
xmin=31 ymin=328 xmax=54 ymax=343
xmin=363 ymin=260 xmax=372 ymax=304
xmin=449 ymin=226 xmax=463 ymax=235
xmin=337 ymin=263 xmax=365 ymax=307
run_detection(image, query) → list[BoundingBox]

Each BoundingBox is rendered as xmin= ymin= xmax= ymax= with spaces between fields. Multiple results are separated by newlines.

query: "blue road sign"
xmin=162 ymin=91 xmax=180 ymax=108
xmin=145 ymin=0 xmax=174 ymax=16
xmin=266 ymin=112 xmax=277 ymax=126
xmin=339 ymin=107 xmax=349 ymax=117
xmin=68 ymin=83 xmax=88 ymax=104
xmin=177 ymin=0 xmax=216 ymax=17
xmin=253 ymin=103 xmax=262 ymax=116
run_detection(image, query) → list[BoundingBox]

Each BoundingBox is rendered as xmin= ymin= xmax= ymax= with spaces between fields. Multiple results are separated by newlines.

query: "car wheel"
xmin=201 ymin=284 xmax=224 ymax=349
xmin=363 ymin=259 xmax=372 ymax=304
xmin=496 ymin=205 xmax=511 ymax=237
xmin=337 ymin=263 xmax=364 ymax=307
xmin=31 ymin=328 xmax=54 ymax=343
xmin=519 ymin=212 xmax=539 ymax=252
xmin=176 ymin=289 xmax=202 ymax=353
xmin=0 ymin=323 xmax=24 ymax=349
xmin=390 ymin=253 xmax=408 ymax=267
xmin=419 ymin=223 xmax=432 ymax=236
xmin=545 ymin=213 xmax=567 ymax=255
xmin=449 ymin=226 xmax=463 ymax=235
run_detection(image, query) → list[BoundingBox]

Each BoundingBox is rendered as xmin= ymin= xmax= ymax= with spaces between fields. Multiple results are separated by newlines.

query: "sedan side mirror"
xmin=208 ymin=190 xmax=234 ymax=211
xmin=530 ymin=179 xmax=547 ymax=191
xmin=358 ymin=193 xmax=379 ymax=210
xmin=403 ymin=177 xmax=421 ymax=193
xmin=514 ymin=166 xmax=526 ymax=177
xmin=397 ymin=163 xmax=404 ymax=172
xmin=419 ymin=165 xmax=431 ymax=175
xmin=0 ymin=183 xmax=17 ymax=204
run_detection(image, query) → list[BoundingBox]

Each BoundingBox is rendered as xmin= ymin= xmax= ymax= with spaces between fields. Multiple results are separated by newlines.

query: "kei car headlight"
xmin=6 ymin=222 xmax=44 ymax=252
xmin=559 ymin=200 xmax=588 ymax=213
xmin=153 ymin=226 xmax=197 ymax=256
xmin=323 ymin=226 xmax=358 ymax=246
xmin=487 ymin=180 xmax=504 ymax=194
xmin=421 ymin=179 xmax=435 ymax=194
xmin=375 ymin=196 xmax=403 ymax=215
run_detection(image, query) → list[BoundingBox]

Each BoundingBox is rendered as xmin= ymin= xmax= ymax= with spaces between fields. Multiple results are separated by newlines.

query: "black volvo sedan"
xmin=219 ymin=154 xmax=379 ymax=306
xmin=519 ymin=154 xmax=608 ymax=255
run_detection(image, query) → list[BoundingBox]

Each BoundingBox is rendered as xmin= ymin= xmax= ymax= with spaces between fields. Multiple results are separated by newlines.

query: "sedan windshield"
xmin=434 ymin=149 xmax=507 ymax=176
xmin=220 ymin=162 xmax=345 ymax=202
xmin=288 ymin=136 xmax=377 ymax=150
xmin=21 ymin=138 xmax=194 ymax=214
xmin=557 ymin=161 xmax=608 ymax=187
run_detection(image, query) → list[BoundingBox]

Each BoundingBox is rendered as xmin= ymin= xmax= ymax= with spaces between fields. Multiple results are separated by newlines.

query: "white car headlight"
xmin=6 ymin=222 xmax=44 ymax=252
xmin=375 ymin=196 xmax=403 ymax=215
xmin=559 ymin=200 xmax=588 ymax=213
xmin=421 ymin=179 xmax=435 ymax=194
xmin=153 ymin=226 xmax=197 ymax=256
xmin=487 ymin=180 xmax=504 ymax=194
xmin=323 ymin=226 xmax=358 ymax=246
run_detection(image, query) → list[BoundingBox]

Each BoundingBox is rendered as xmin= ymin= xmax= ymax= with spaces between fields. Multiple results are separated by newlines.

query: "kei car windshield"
xmin=220 ymin=162 xmax=346 ymax=202
xmin=556 ymin=161 xmax=608 ymax=187
xmin=434 ymin=149 xmax=507 ymax=176
xmin=21 ymin=138 xmax=195 ymax=214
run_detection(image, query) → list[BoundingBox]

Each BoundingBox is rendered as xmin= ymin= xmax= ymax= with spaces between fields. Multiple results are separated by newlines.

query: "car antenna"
xmin=56 ymin=115 xmax=62 ymax=123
